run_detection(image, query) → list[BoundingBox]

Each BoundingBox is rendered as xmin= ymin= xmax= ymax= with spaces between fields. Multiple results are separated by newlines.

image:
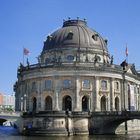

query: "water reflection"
xmin=0 ymin=126 xmax=140 ymax=140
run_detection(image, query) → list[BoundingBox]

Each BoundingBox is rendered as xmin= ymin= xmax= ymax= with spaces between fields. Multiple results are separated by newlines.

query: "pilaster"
xmin=95 ymin=77 xmax=100 ymax=111
xmin=74 ymin=76 xmax=80 ymax=111
xmin=110 ymin=78 xmax=115 ymax=111
xmin=54 ymin=76 xmax=60 ymax=111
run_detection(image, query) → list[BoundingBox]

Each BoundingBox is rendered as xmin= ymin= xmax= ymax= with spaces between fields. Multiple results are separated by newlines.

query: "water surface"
xmin=0 ymin=126 xmax=140 ymax=140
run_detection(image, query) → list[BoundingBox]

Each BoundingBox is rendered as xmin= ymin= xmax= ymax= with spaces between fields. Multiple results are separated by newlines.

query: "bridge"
xmin=22 ymin=111 xmax=140 ymax=135
xmin=89 ymin=111 xmax=140 ymax=134
xmin=0 ymin=112 xmax=20 ymax=126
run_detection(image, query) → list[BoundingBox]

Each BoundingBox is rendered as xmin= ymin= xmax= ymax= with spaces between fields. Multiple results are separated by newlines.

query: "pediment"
xmin=126 ymin=64 xmax=137 ymax=75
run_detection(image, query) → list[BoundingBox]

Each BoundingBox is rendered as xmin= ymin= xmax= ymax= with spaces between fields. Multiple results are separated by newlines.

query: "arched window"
xmin=32 ymin=97 xmax=37 ymax=112
xmin=63 ymin=79 xmax=72 ymax=89
xmin=92 ymin=34 xmax=98 ymax=41
xmin=67 ymin=32 xmax=73 ymax=40
xmin=45 ymin=96 xmax=52 ymax=111
xmin=62 ymin=96 xmax=72 ymax=111
xmin=67 ymin=55 xmax=74 ymax=62
xmin=101 ymin=96 xmax=106 ymax=111
xmin=82 ymin=96 xmax=89 ymax=111
xmin=115 ymin=97 xmax=119 ymax=111
xmin=101 ymin=80 xmax=107 ymax=90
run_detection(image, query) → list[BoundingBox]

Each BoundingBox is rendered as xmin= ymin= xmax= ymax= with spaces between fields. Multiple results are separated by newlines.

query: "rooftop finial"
xmin=77 ymin=17 xmax=79 ymax=20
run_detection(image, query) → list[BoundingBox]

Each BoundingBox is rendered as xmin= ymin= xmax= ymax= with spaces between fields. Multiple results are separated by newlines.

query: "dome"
xmin=42 ymin=19 xmax=108 ymax=53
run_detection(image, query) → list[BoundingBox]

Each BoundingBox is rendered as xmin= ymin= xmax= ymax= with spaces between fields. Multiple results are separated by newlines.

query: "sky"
xmin=0 ymin=0 xmax=140 ymax=95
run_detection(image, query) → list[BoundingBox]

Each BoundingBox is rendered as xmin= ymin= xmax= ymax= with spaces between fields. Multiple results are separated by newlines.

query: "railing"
xmin=0 ymin=111 xmax=20 ymax=117
xmin=19 ymin=62 xmax=124 ymax=73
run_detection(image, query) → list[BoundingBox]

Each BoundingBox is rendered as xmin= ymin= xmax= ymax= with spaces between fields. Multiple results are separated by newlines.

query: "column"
xmin=54 ymin=90 xmax=60 ymax=110
xmin=110 ymin=78 xmax=115 ymax=111
xmin=136 ymin=85 xmax=139 ymax=111
xmin=122 ymin=73 xmax=128 ymax=111
xmin=90 ymin=77 xmax=94 ymax=112
xmin=74 ymin=76 xmax=80 ymax=111
xmin=138 ymin=86 xmax=140 ymax=111
xmin=120 ymin=80 xmax=124 ymax=111
xmin=24 ymin=94 xmax=27 ymax=112
xmin=38 ymin=80 xmax=42 ymax=111
xmin=54 ymin=77 xmax=60 ymax=111
xmin=94 ymin=77 xmax=100 ymax=111
xmin=21 ymin=97 xmax=23 ymax=111
xmin=124 ymin=81 xmax=128 ymax=110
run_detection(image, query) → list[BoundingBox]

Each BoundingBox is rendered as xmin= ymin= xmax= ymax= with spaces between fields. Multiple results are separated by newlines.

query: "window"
xmin=44 ymin=80 xmax=52 ymax=90
xmin=63 ymin=79 xmax=72 ymax=89
xmin=92 ymin=34 xmax=98 ymax=41
xmin=82 ymin=80 xmax=90 ymax=89
xmin=45 ymin=58 xmax=50 ymax=65
xmin=32 ymin=82 xmax=36 ymax=91
xmin=115 ymin=81 xmax=119 ymax=91
xmin=67 ymin=31 xmax=73 ymax=40
xmin=101 ymin=80 xmax=107 ymax=90
xmin=67 ymin=55 xmax=74 ymax=62
xmin=25 ymin=83 xmax=27 ymax=92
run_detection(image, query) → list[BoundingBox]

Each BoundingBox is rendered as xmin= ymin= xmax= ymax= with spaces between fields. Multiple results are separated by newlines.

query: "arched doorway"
xmin=33 ymin=97 xmax=37 ymax=112
xmin=62 ymin=95 xmax=72 ymax=111
xmin=115 ymin=97 xmax=119 ymax=111
xmin=82 ymin=96 xmax=89 ymax=111
xmin=45 ymin=96 xmax=52 ymax=110
xmin=101 ymin=96 xmax=106 ymax=111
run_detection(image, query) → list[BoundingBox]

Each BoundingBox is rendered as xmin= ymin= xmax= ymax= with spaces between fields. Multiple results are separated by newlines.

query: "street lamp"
xmin=121 ymin=60 xmax=128 ymax=134
xmin=121 ymin=60 xmax=128 ymax=111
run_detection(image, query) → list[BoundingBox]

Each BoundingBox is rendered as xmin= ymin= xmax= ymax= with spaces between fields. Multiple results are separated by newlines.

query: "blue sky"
xmin=0 ymin=0 xmax=140 ymax=95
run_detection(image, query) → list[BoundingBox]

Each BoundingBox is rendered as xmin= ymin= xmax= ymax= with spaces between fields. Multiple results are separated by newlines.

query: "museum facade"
xmin=14 ymin=19 xmax=140 ymax=135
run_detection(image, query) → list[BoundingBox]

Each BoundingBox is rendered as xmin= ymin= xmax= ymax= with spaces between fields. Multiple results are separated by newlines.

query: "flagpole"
xmin=125 ymin=44 xmax=128 ymax=64
xmin=23 ymin=47 xmax=24 ymax=66
xmin=23 ymin=48 xmax=30 ymax=66
xmin=126 ymin=55 xmax=128 ymax=64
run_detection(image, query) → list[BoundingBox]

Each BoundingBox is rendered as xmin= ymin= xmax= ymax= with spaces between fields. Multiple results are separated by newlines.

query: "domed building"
xmin=14 ymin=19 xmax=140 ymax=135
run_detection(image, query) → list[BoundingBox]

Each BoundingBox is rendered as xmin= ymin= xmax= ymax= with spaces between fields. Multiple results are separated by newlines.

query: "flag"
xmin=23 ymin=48 xmax=30 ymax=55
xmin=125 ymin=46 xmax=128 ymax=57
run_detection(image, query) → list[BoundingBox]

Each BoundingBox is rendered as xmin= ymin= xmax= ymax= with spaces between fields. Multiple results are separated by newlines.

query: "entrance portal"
xmin=82 ymin=96 xmax=89 ymax=111
xmin=45 ymin=96 xmax=52 ymax=110
xmin=62 ymin=95 xmax=72 ymax=111
xmin=101 ymin=96 xmax=106 ymax=111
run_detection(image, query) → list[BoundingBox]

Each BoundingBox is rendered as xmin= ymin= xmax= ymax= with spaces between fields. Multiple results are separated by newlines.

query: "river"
xmin=1 ymin=126 xmax=140 ymax=140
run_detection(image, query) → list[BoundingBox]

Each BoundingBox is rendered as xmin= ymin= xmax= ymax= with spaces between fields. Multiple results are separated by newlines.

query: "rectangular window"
xmin=115 ymin=81 xmax=119 ymax=91
xmin=44 ymin=80 xmax=52 ymax=90
xmin=63 ymin=80 xmax=72 ymax=89
xmin=82 ymin=80 xmax=90 ymax=89
xmin=32 ymin=82 xmax=36 ymax=91
xmin=101 ymin=80 xmax=107 ymax=90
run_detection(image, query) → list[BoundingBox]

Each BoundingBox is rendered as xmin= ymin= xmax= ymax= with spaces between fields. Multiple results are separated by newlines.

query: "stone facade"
xmin=14 ymin=19 xmax=140 ymax=135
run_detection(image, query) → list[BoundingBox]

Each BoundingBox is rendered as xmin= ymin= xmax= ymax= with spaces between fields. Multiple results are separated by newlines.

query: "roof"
xmin=42 ymin=19 xmax=108 ymax=53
